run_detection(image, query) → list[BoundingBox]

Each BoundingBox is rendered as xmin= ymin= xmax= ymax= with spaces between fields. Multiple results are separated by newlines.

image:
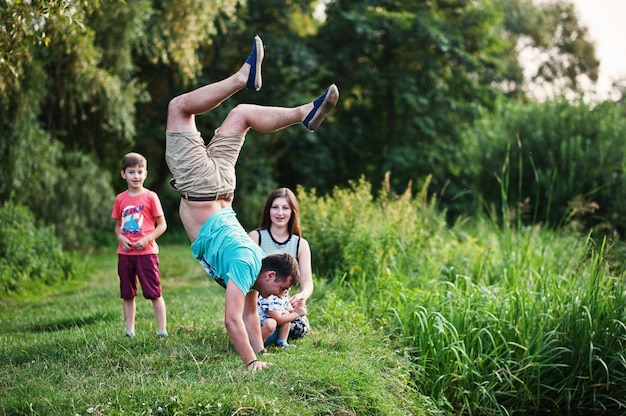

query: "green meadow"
xmin=2 ymin=179 xmax=625 ymax=415
xmin=0 ymin=243 xmax=434 ymax=416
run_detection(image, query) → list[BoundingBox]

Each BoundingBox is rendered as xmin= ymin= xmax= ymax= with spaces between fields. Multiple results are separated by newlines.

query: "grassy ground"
xmin=5 ymin=182 xmax=625 ymax=415
xmin=0 ymin=245 xmax=440 ymax=416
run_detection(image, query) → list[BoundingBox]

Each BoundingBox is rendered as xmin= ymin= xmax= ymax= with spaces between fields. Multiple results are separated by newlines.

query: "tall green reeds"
xmin=396 ymin=230 xmax=626 ymax=414
xmin=300 ymin=175 xmax=626 ymax=415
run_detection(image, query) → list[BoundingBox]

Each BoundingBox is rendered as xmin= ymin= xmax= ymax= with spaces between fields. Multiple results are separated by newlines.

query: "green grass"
xmin=3 ymin=179 xmax=626 ymax=415
xmin=0 ymin=245 xmax=438 ymax=416
xmin=297 ymin=180 xmax=626 ymax=415
xmin=384 ymin=224 xmax=626 ymax=414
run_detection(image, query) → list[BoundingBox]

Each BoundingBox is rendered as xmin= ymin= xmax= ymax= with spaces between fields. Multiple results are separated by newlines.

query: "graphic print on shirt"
xmin=199 ymin=257 xmax=227 ymax=289
xmin=121 ymin=205 xmax=145 ymax=236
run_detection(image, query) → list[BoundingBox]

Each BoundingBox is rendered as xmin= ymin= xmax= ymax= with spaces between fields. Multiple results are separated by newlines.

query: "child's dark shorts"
xmin=118 ymin=254 xmax=162 ymax=300
xmin=289 ymin=316 xmax=310 ymax=339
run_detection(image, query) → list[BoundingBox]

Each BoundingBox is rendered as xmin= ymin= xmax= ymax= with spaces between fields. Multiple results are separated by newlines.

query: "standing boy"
xmin=112 ymin=152 xmax=168 ymax=338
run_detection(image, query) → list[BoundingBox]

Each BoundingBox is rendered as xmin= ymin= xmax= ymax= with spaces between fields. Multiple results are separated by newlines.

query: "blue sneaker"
xmin=277 ymin=341 xmax=294 ymax=349
xmin=303 ymin=84 xmax=339 ymax=131
xmin=246 ymin=35 xmax=264 ymax=91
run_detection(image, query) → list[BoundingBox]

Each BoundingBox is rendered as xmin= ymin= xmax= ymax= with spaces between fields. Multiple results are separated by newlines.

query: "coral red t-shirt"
xmin=111 ymin=189 xmax=164 ymax=255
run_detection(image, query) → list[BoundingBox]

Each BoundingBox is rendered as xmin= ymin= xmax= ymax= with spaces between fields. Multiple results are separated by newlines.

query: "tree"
xmin=458 ymin=97 xmax=626 ymax=235
xmin=1 ymin=0 xmax=244 ymax=246
xmin=286 ymin=0 xmax=506 ymax=195
xmin=0 ymin=0 xmax=610 ymax=246
xmin=495 ymin=0 xmax=599 ymax=98
xmin=1 ymin=1 xmax=131 ymax=248
xmin=282 ymin=0 xmax=601 ymax=204
xmin=0 ymin=0 xmax=70 ymax=94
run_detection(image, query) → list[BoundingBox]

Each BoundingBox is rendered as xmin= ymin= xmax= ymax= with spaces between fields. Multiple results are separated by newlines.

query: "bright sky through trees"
xmin=571 ymin=0 xmax=626 ymax=98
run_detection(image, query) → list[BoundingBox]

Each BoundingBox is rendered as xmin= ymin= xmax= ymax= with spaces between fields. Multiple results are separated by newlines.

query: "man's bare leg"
xmin=166 ymin=33 xmax=339 ymax=135
xmin=166 ymin=35 xmax=264 ymax=133
xmin=218 ymin=84 xmax=340 ymax=134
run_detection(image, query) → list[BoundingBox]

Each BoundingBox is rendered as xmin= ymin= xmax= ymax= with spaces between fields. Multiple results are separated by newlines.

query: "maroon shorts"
xmin=118 ymin=254 xmax=162 ymax=300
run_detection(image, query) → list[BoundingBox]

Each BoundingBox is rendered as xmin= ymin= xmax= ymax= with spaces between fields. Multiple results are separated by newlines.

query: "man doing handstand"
xmin=165 ymin=35 xmax=339 ymax=371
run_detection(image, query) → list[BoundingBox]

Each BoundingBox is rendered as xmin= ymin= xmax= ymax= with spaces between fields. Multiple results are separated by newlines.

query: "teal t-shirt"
xmin=190 ymin=208 xmax=264 ymax=294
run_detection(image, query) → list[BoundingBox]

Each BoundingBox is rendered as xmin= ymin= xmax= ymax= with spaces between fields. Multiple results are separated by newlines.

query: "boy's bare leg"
xmin=152 ymin=296 xmax=167 ymax=335
xmin=277 ymin=322 xmax=290 ymax=342
xmin=123 ymin=298 xmax=136 ymax=335
xmin=261 ymin=318 xmax=278 ymax=341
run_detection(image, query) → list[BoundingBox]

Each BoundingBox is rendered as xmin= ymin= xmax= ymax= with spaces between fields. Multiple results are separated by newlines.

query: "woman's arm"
xmin=292 ymin=237 xmax=313 ymax=302
xmin=248 ymin=229 xmax=260 ymax=244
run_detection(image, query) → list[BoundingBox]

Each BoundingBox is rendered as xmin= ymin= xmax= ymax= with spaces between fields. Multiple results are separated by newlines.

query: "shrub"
xmin=0 ymin=201 xmax=78 ymax=294
xmin=457 ymin=97 xmax=626 ymax=236
xmin=0 ymin=63 xmax=115 ymax=251
xmin=298 ymin=177 xmax=626 ymax=413
xmin=298 ymin=174 xmax=447 ymax=282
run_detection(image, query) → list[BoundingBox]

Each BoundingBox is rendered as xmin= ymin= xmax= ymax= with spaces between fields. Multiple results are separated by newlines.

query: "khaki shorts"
xmin=165 ymin=130 xmax=245 ymax=197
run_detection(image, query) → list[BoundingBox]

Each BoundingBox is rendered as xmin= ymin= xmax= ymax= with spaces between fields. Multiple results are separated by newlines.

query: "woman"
xmin=249 ymin=188 xmax=312 ymax=344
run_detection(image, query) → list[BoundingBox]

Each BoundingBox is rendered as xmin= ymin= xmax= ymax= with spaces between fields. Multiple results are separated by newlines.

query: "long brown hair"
xmin=257 ymin=187 xmax=302 ymax=237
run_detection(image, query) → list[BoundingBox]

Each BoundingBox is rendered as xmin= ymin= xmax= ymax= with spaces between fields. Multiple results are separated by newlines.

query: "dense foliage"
xmin=0 ymin=202 xmax=78 ymax=294
xmin=299 ymin=179 xmax=626 ymax=414
xmin=457 ymin=97 xmax=626 ymax=236
xmin=1 ymin=0 xmax=614 ymax=250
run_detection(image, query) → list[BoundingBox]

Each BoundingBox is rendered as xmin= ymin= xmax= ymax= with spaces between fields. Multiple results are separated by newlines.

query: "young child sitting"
xmin=258 ymin=291 xmax=306 ymax=348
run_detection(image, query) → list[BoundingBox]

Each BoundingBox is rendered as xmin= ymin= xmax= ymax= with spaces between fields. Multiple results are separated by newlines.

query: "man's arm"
xmin=243 ymin=291 xmax=265 ymax=354
xmin=224 ymin=281 xmax=271 ymax=371
xmin=291 ymin=238 xmax=313 ymax=302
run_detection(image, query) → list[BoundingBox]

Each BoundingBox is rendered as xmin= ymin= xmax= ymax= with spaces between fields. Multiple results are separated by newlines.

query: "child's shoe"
xmin=157 ymin=330 xmax=168 ymax=339
xmin=277 ymin=341 xmax=293 ymax=349
xmin=125 ymin=330 xmax=135 ymax=338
